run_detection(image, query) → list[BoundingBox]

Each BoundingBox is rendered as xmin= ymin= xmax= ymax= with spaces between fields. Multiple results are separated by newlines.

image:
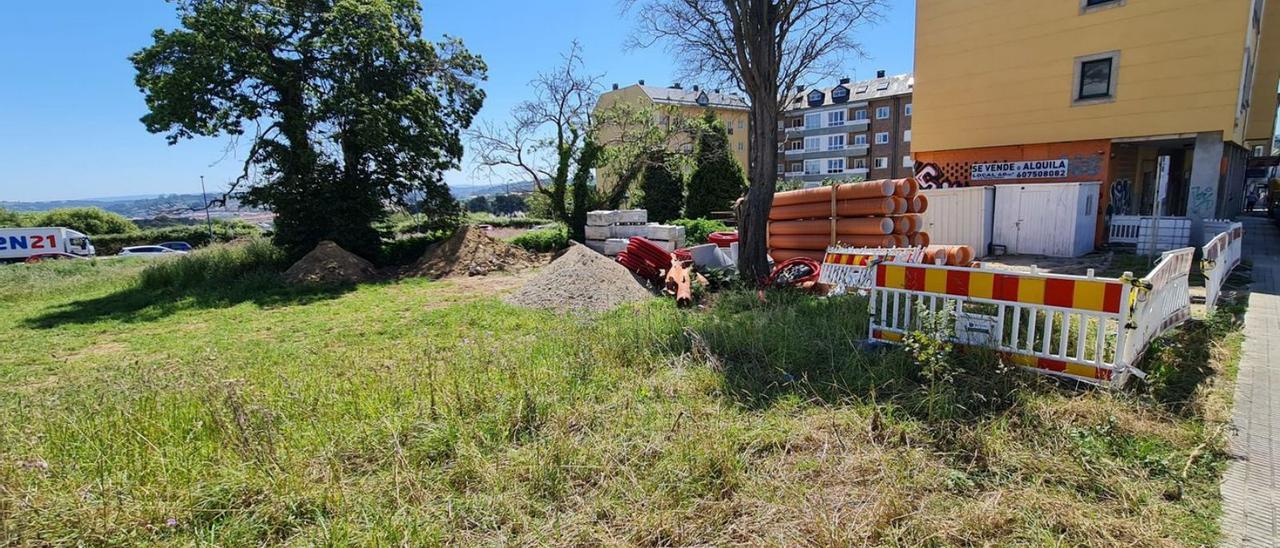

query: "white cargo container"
xmin=0 ymin=227 xmax=96 ymax=262
xmin=992 ymin=182 xmax=1101 ymax=257
xmin=918 ymin=186 xmax=995 ymax=258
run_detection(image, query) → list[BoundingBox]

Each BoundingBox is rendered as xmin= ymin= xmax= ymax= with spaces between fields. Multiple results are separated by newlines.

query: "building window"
xmin=738 ymin=142 xmax=744 ymax=151
xmin=804 ymin=159 xmax=821 ymax=175
xmin=904 ymin=103 xmax=912 ymax=116
xmin=827 ymin=110 xmax=845 ymax=127
xmin=1073 ymin=51 xmax=1120 ymax=103
xmin=790 ymin=162 xmax=802 ymax=173
xmin=875 ymin=106 xmax=890 ymax=119
xmin=874 ymin=132 xmax=889 ymax=145
xmin=727 ymin=127 xmax=734 ymax=135
xmin=853 ymin=133 xmax=868 ymax=146
xmin=804 ymin=112 xmax=821 ymax=129
xmin=903 ymin=129 xmax=911 ymax=142
xmin=827 ymin=134 xmax=845 ymax=151
xmin=902 ymin=155 xmax=913 ymax=168
xmin=738 ymin=120 xmax=745 ymax=129
xmin=853 ymin=109 xmax=868 ymax=121
xmin=1080 ymin=0 xmax=1124 ymax=14
xmin=852 ymin=158 xmax=867 ymax=169
xmin=874 ymin=157 xmax=889 ymax=169
xmin=804 ymin=136 xmax=821 ymax=152
xmin=826 ymin=158 xmax=846 ymax=174
xmin=1253 ymin=145 xmax=1267 ymax=157
xmin=777 ymin=163 xmax=785 ymax=175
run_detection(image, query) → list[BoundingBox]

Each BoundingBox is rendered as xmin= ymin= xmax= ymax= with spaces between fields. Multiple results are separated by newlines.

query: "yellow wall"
xmin=594 ymin=86 xmax=750 ymax=194
xmin=914 ymin=0 xmax=1259 ymax=153
xmin=1246 ymin=0 xmax=1280 ymax=147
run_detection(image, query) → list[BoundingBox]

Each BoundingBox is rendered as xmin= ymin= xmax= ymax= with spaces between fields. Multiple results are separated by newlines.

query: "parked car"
xmin=118 ymin=245 xmax=187 ymax=258
xmin=24 ymin=252 xmax=88 ymax=264
xmin=157 ymin=241 xmax=193 ymax=252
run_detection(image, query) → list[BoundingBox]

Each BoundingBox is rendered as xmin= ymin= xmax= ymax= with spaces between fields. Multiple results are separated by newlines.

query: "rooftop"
xmin=632 ymin=84 xmax=750 ymax=111
xmin=785 ymin=73 xmax=914 ymax=111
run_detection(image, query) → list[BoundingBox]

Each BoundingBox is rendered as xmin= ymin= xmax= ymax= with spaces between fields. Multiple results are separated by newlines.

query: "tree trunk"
xmin=740 ymin=96 xmax=778 ymax=286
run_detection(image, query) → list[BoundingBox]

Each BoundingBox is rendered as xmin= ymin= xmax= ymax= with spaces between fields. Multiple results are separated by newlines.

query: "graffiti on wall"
xmin=913 ymin=162 xmax=967 ymax=189
xmin=1108 ymin=178 xmax=1132 ymax=216
xmin=1189 ymin=186 xmax=1215 ymax=215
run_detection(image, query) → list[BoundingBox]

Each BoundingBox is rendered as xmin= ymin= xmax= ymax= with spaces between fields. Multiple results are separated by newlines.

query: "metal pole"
xmin=200 ymin=175 xmax=215 ymax=242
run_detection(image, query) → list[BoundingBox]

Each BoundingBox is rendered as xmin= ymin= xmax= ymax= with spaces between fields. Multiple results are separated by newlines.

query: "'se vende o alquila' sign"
xmin=970 ymin=159 xmax=1069 ymax=181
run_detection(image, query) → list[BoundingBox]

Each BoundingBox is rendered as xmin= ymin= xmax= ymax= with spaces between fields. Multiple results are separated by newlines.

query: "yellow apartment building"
xmin=913 ymin=0 xmax=1280 ymax=243
xmin=594 ymin=82 xmax=751 ymax=195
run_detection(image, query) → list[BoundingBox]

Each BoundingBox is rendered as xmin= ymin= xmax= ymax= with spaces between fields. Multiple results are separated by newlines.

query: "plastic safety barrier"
xmin=819 ymin=246 xmax=925 ymax=292
xmin=867 ymin=248 xmax=1196 ymax=387
xmin=1200 ymin=221 xmax=1243 ymax=310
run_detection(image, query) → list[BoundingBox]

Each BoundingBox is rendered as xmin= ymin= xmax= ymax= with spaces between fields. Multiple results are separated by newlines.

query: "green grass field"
xmin=0 ymin=246 xmax=1244 ymax=545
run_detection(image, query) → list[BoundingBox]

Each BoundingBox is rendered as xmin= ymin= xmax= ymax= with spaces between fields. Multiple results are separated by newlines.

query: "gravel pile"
xmin=409 ymin=226 xmax=540 ymax=279
xmin=284 ymin=241 xmax=377 ymax=285
xmin=506 ymin=243 xmax=653 ymax=313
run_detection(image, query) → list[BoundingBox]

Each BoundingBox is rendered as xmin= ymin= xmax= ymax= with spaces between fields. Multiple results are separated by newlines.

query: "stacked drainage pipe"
xmin=767 ymin=178 xmax=930 ymax=262
xmin=617 ymin=237 xmax=674 ymax=284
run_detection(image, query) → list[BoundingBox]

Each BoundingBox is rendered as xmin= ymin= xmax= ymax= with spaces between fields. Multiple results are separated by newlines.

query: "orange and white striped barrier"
xmin=867 ymin=248 xmax=1195 ymax=387
xmin=819 ymin=246 xmax=925 ymax=291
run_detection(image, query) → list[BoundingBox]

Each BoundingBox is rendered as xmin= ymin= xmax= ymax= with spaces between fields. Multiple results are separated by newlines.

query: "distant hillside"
xmin=450 ymin=180 xmax=536 ymax=199
xmin=1 ymin=194 xmax=261 ymax=218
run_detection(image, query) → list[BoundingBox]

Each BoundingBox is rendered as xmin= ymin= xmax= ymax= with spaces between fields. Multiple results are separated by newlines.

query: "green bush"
xmin=138 ymin=239 xmax=287 ymax=292
xmin=0 ymin=207 xmax=36 ymax=228
xmin=685 ymin=111 xmax=747 ymax=219
xmin=34 ymin=207 xmax=138 ymax=235
xmin=639 ymin=153 xmax=684 ymax=223
xmin=93 ymin=223 xmax=262 ymax=255
xmin=377 ymin=232 xmax=449 ymax=267
xmin=510 ymin=225 xmax=568 ymax=252
xmin=670 ymin=218 xmax=730 ymax=247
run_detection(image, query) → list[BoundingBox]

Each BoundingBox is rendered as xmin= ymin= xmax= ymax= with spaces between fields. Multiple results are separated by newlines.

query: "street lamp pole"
xmin=200 ymin=175 xmax=215 ymax=242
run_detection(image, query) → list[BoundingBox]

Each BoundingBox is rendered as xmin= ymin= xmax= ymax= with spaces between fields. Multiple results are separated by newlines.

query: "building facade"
xmin=594 ymin=82 xmax=751 ymax=194
xmin=777 ymin=72 xmax=913 ymax=185
xmin=913 ymin=0 xmax=1280 ymax=244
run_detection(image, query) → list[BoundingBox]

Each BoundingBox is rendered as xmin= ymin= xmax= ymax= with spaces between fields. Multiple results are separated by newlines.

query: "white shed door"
xmin=993 ymin=185 xmax=1079 ymax=256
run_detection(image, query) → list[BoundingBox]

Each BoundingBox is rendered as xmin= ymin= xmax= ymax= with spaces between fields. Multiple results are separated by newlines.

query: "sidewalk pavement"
xmin=1221 ymin=215 xmax=1280 ymax=547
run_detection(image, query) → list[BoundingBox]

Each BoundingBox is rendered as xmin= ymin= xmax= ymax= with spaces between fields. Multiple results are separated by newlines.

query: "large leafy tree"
xmin=625 ymin=0 xmax=884 ymax=284
xmin=132 ymin=0 xmax=485 ymax=258
xmin=639 ymin=151 xmax=684 ymax=223
xmin=685 ymin=110 xmax=747 ymax=219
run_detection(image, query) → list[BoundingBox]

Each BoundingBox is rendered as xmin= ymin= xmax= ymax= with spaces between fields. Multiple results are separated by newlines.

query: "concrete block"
xmin=609 ymin=224 xmax=685 ymax=244
xmin=604 ymin=238 xmax=629 ymax=255
xmin=584 ymin=225 xmax=613 ymax=240
xmin=587 ymin=209 xmax=647 ymax=226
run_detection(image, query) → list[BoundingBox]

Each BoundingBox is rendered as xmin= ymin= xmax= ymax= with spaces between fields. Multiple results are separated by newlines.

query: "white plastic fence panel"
xmin=1119 ymin=247 xmax=1194 ymax=368
xmin=1201 ymin=222 xmax=1243 ymax=310
xmin=919 ymin=186 xmax=995 ymax=257
xmin=819 ymin=246 xmax=925 ymax=291
xmin=1107 ymin=215 xmax=1191 ymax=254
xmin=866 ymin=261 xmax=1135 ymax=386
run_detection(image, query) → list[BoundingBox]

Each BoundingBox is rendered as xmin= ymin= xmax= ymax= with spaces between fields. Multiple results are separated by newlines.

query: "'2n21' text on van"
xmin=0 ymin=227 xmax=96 ymax=262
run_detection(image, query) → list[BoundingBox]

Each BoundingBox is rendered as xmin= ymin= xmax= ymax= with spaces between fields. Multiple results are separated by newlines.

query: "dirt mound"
xmin=410 ymin=226 xmax=540 ymax=279
xmin=506 ymin=243 xmax=653 ymax=313
xmin=284 ymin=241 xmax=377 ymax=285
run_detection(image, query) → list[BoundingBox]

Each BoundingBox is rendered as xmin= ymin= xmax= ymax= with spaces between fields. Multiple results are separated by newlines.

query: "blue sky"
xmin=0 ymin=0 xmax=915 ymax=202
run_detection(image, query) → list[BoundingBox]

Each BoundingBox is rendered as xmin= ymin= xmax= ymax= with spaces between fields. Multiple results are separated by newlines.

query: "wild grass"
xmin=0 ymin=255 xmax=1242 ymax=545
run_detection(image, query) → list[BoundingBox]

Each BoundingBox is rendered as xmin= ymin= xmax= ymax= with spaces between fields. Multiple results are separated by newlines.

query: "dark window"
xmin=1078 ymin=58 xmax=1112 ymax=100
xmin=1085 ymin=0 xmax=1117 ymax=6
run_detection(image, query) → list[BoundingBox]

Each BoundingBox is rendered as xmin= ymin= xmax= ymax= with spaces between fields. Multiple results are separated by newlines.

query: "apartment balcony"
xmin=777 ymin=145 xmax=870 ymax=160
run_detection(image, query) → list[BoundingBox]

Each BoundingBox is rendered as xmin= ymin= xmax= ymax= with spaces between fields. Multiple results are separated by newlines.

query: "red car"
xmin=24 ymin=252 xmax=86 ymax=264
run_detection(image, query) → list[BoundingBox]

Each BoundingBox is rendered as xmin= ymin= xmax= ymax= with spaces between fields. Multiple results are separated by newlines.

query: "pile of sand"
xmin=409 ymin=226 xmax=540 ymax=279
xmin=506 ymin=243 xmax=653 ymax=313
xmin=284 ymin=241 xmax=377 ymax=285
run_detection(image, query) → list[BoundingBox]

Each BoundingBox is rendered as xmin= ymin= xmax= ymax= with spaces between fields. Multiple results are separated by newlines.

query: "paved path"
xmin=1222 ymin=215 xmax=1280 ymax=547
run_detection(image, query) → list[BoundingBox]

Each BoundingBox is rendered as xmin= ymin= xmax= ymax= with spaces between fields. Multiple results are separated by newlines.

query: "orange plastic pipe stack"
xmin=767 ymin=178 xmax=934 ymax=261
xmin=923 ymin=245 xmax=975 ymax=266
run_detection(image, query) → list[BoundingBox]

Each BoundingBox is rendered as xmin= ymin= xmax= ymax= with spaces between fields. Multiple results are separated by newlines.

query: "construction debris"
xmin=284 ymin=241 xmax=377 ymax=285
xmin=409 ymin=226 xmax=540 ymax=279
xmin=505 ymin=243 xmax=653 ymax=313
xmin=584 ymin=209 xmax=686 ymax=255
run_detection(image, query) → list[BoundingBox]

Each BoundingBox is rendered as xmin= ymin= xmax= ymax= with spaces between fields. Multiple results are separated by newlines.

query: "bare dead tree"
xmin=468 ymin=41 xmax=602 ymax=226
xmin=623 ymin=0 xmax=884 ymax=285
